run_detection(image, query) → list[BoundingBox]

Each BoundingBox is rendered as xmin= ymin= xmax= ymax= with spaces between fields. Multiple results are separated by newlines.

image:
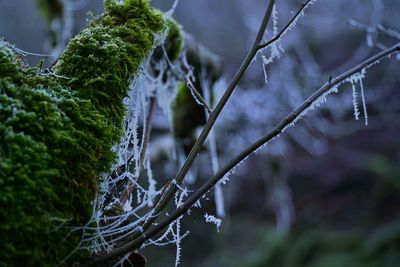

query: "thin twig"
xmin=258 ymin=0 xmax=315 ymax=49
xmin=348 ymin=19 xmax=400 ymax=41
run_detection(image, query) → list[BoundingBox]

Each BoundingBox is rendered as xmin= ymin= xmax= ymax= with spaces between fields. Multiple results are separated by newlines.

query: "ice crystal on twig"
xmin=346 ymin=69 xmax=368 ymax=125
xmin=204 ymin=213 xmax=222 ymax=232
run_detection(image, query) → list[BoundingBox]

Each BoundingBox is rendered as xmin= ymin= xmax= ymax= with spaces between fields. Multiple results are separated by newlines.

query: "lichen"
xmin=0 ymin=0 xmax=183 ymax=265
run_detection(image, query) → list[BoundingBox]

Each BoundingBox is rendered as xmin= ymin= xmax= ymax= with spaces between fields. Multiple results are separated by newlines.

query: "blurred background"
xmin=1 ymin=0 xmax=400 ymax=266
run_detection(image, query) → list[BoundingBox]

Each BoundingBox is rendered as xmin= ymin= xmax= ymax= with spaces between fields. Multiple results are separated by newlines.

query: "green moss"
xmin=35 ymin=0 xmax=63 ymax=23
xmin=54 ymin=0 xmax=166 ymax=137
xmin=0 ymin=40 xmax=117 ymax=266
xmin=164 ymin=19 xmax=184 ymax=61
xmin=0 ymin=0 xmax=182 ymax=265
xmin=151 ymin=18 xmax=184 ymax=68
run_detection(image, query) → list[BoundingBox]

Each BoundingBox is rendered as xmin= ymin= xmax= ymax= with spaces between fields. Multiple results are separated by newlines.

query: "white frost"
xmin=346 ymin=69 xmax=368 ymax=125
xmin=351 ymin=80 xmax=360 ymax=120
xmin=204 ymin=213 xmax=222 ymax=232
xmin=201 ymin=73 xmax=226 ymax=217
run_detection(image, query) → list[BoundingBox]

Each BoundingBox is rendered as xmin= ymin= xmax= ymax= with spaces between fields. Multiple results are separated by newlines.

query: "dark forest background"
xmin=1 ymin=1 xmax=399 ymax=266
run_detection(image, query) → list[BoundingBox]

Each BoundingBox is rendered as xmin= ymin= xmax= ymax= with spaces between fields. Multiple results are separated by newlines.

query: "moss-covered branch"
xmin=0 ymin=0 xmax=180 ymax=265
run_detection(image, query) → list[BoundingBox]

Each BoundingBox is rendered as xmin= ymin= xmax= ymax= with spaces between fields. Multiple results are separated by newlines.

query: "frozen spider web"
xmin=59 ymin=22 xmax=193 ymax=266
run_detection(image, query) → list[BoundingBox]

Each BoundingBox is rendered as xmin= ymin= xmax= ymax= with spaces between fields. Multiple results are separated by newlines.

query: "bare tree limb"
xmin=81 ymin=41 xmax=399 ymax=266
xmin=81 ymin=0 xmax=348 ymax=264
xmin=79 ymin=0 xmax=329 ymax=264
xmin=134 ymin=0 xmax=321 ymax=240
xmin=186 ymin=77 xmax=212 ymax=113
xmin=135 ymin=43 xmax=400 ymax=249
xmin=114 ymin=42 xmax=400 ymax=259
xmin=79 ymin=0 xmax=400 ymax=260
xmin=81 ymin=41 xmax=399 ymax=264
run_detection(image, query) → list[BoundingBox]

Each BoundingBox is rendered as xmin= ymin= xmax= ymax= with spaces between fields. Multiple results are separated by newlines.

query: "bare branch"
xmin=137 ymin=0 xmax=319 ymax=238
xmin=186 ymin=77 xmax=212 ymax=113
xmin=102 ymin=43 xmax=400 ymax=263
xmin=348 ymin=19 xmax=400 ymax=41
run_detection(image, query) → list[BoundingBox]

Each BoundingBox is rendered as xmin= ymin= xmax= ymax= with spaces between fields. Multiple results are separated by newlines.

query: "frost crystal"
xmin=204 ymin=213 xmax=222 ymax=232
xmin=260 ymin=4 xmax=281 ymax=78
xmin=259 ymin=1 xmax=317 ymax=84
xmin=346 ymin=69 xmax=368 ymax=125
xmin=281 ymin=85 xmax=339 ymax=133
xmin=218 ymin=174 xmax=231 ymax=186
xmin=359 ymin=77 xmax=368 ymax=126
xmin=351 ymin=81 xmax=360 ymax=120
xmin=279 ymin=68 xmax=370 ymax=136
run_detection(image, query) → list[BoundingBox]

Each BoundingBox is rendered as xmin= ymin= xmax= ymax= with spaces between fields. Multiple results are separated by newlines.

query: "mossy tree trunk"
xmin=0 ymin=1 xmax=179 ymax=265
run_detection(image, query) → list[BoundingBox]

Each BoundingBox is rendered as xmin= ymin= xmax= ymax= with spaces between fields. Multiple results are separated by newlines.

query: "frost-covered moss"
xmin=0 ymin=41 xmax=111 ymax=266
xmin=0 ymin=0 xmax=182 ymax=265
xmin=54 ymin=0 xmax=166 ymax=136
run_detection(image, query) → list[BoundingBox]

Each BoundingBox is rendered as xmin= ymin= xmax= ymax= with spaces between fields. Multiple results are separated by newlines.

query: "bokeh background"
xmin=1 ymin=0 xmax=400 ymax=266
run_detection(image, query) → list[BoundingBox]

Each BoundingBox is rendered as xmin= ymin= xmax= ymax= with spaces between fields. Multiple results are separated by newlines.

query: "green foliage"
xmin=0 ymin=0 xmax=181 ymax=265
